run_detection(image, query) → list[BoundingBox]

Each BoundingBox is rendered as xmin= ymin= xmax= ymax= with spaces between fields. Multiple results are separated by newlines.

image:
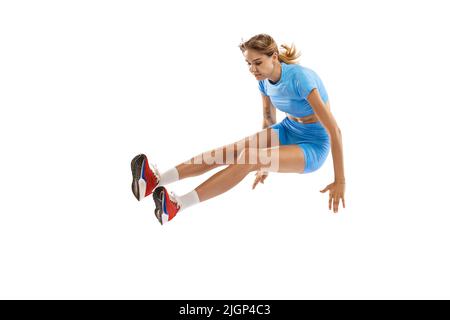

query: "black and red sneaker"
xmin=153 ymin=186 xmax=181 ymax=225
xmin=131 ymin=154 xmax=160 ymax=201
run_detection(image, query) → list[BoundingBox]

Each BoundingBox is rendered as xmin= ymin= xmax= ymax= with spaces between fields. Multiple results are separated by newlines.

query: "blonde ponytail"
xmin=278 ymin=43 xmax=301 ymax=64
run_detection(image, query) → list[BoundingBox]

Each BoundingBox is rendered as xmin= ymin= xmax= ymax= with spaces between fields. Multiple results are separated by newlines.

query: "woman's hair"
xmin=239 ymin=33 xmax=301 ymax=64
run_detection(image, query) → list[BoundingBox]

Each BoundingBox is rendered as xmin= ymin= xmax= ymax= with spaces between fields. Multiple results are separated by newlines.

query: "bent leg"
xmin=175 ymin=128 xmax=280 ymax=179
xmin=195 ymin=144 xmax=305 ymax=202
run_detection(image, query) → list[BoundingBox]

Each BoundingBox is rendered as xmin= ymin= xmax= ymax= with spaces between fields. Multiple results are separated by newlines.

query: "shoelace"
xmin=149 ymin=162 xmax=161 ymax=184
xmin=159 ymin=188 xmax=181 ymax=211
xmin=168 ymin=191 xmax=181 ymax=210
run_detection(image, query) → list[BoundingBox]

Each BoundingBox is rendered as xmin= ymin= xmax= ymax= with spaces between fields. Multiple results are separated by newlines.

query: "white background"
xmin=1 ymin=0 xmax=449 ymax=299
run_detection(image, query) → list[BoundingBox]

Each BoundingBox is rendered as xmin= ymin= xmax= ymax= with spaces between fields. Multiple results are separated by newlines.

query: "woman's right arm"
xmin=253 ymin=94 xmax=276 ymax=189
xmin=262 ymin=95 xmax=276 ymax=129
xmin=252 ymin=94 xmax=277 ymax=189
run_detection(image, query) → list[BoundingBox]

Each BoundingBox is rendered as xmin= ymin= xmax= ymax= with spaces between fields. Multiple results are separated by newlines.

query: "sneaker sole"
xmin=153 ymin=187 xmax=164 ymax=225
xmin=131 ymin=154 xmax=147 ymax=201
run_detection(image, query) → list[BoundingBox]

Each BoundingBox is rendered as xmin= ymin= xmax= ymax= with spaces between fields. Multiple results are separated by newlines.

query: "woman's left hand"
xmin=320 ymin=181 xmax=346 ymax=213
xmin=252 ymin=170 xmax=268 ymax=189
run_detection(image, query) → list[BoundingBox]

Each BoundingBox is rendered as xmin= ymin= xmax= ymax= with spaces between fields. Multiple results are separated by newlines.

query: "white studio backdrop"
xmin=0 ymin=0 xmax=449 ymax=299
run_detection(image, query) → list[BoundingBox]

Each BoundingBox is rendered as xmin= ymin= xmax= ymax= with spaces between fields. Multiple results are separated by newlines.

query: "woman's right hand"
xmin=252 ymin=170 xmax=268 ymax=189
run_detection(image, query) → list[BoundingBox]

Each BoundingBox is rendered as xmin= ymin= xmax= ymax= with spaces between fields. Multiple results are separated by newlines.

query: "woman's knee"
xmin=220 ymin=136 xmax=258 ymax=165
xmin=236 ymin=148 xmax=261 ymax=172
xmin=205 ymin=128 xmax=275 ymax=166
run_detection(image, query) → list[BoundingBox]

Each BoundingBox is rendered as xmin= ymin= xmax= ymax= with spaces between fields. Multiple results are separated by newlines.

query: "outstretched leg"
xmin=152 ymin=144 xmax=306 ymax=224
xmin=131 ymin=128 xmax=278 ymax=203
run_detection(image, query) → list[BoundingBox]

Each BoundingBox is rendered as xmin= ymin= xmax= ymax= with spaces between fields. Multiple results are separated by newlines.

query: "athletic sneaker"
xmin=153 ymin=186 xmax=181 ymax=225
xmin=131 ymin=154 xmax=160 ymax=201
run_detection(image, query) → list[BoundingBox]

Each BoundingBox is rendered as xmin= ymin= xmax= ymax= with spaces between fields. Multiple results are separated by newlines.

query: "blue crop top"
xmin=258 ymin=62 xmax=329 ymax=118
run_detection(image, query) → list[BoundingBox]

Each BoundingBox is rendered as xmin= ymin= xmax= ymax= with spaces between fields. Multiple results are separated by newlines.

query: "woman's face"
xmin=243 ymin=49 xmax=277 ymax=80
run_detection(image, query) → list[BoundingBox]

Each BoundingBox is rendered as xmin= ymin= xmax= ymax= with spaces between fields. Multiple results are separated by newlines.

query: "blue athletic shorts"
xmin=270 ymin=117 xmax=330 ymax=174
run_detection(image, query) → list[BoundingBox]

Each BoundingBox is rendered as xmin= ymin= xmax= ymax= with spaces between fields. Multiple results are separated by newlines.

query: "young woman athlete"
xmin=131 ymin=34 xmax=346 ymax=225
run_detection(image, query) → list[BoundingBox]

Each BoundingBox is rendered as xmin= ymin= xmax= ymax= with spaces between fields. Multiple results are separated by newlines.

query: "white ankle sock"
xmin=177 ymin=190 xmax=200 ymax=211
xmin=158 ymin=167 xmax=179 ymax=186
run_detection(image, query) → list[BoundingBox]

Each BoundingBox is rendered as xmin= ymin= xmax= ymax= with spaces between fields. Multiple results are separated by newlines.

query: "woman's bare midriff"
xmin=287 ymin=100 xmax=330 ymax=124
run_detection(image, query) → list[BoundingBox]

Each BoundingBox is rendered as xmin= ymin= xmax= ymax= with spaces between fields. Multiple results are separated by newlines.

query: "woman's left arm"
xmin=307 ymin=88 xmax=346 ymax=213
